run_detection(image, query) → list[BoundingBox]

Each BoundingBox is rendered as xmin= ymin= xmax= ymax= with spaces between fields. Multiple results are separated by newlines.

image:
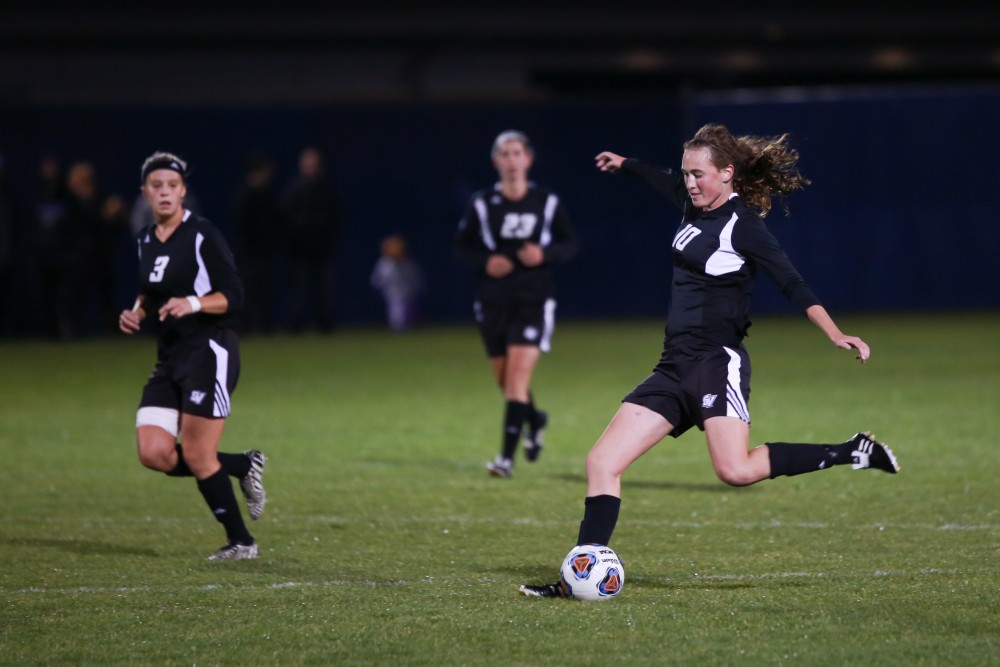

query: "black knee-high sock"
xmin=166 ymin=445 xmax=250 ymax=479
xmin=219 ymin=452 xmax=251 ymax=478
xmin=165 ymin=444 xmax=192 ymax=477
xmin=196 ymin=469 xmax=254 ymax=545
xmin=767 ymin=441 xmax=854 ymax=478
xmin=526 ymin=392 xmax=540 ymax=424
xmin=577 ymin=495 xmax=621 ymax=546
xmin=502 ymin=400 xmax=531 ymax=460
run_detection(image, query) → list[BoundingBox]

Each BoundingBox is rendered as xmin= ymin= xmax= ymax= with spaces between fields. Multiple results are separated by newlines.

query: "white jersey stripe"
xmin=540 ymin=194 xmax=559 ymax=247
xmin=473 ymin=197 xmax=497 ymax=251
xmin=193 ymin=232 xmax=212 ymax=296
xmin=705 ymin=212 xmax=746 ymax=276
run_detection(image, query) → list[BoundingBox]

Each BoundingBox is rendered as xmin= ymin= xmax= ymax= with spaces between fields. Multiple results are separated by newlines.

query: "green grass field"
xmin=1 ymin=313 xmax=998 ymax=666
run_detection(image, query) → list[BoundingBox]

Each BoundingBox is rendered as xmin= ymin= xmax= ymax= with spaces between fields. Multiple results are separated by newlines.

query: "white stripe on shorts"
xmin=723 ymin=346 xmax=750 ymax=423
xmin=208 ymin=339 xmax=231 ymax=418
xmin=540 ymin=298 xmax=556 ymax=353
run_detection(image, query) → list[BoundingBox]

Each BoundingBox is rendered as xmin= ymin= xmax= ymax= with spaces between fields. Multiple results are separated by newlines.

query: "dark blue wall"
xmin=696 ymin=86 xmax=1000 ymax=315
xmin=2 ymin=86 xmax=997 ymax=332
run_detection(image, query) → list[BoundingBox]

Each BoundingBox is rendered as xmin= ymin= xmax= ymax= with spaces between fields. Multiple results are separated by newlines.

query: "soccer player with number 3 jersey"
xmin=118 ymin=152 xmax=267 ymax=561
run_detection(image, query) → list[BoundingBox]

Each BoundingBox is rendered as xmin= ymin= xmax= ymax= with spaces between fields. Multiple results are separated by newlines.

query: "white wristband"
xmin=186 ymin=295 xmax=202 ymax=313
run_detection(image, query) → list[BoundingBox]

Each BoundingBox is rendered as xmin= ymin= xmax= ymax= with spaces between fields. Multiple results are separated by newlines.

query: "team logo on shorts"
xmin=702 ymin=393 xmax=717 ymax=408
xmin=523 ymin=326 xmax=539 ymax=341
xmin=190 ymin=390 xmax=207 ymax=405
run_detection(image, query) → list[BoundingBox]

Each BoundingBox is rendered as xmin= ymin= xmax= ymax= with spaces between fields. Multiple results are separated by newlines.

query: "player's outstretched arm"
xmin=805 ymin=304 xmax=870 ymax=363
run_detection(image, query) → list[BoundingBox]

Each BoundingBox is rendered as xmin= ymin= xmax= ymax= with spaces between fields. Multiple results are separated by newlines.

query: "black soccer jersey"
xmin=455 ymin=183 xmax=578 ymax=304
xmin=621 ymin=158 xmax=819 ymax=347
xmin=136 ymin=210 xmax=245 ymax=355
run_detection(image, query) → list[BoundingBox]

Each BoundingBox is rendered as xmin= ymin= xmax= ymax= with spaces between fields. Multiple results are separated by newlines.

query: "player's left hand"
xmin=834 ymin=335 xmax=870 ymax=363
xmin=158 ymin=296 xmax=197 ymax=321
xmin=517 ymin=243 xmax=544 ymax=267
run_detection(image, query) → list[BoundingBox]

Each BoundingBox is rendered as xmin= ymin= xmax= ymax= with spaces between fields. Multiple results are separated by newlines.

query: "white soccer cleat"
xmin=486 ymin=456 xmax=514 ymax=479
xmin=239 ymin=450 xmax=267 ymax=519
xmin=208 ymin=542 xmax=259 ymax=561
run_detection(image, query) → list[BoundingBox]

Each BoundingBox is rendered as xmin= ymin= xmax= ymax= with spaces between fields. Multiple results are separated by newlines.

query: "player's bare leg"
xmin=586 ymin=403 xmax=674 ymax=497
xmin=703 ymin=416 xmax=771 ymax=486
xmin=488 ymin=345 xmax=541 ymax=477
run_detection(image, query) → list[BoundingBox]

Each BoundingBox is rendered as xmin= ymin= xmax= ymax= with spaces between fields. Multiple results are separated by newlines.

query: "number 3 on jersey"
xmin=500 ymin=213 xmax=538 ymax=239
xmin=149 ymin=256 xmax=170 ymax=282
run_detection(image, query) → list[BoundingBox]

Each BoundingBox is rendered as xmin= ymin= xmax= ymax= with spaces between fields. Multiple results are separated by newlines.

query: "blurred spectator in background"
xmin=66 ymin=160 xmax=104 ymax=335
xmin=99 ymin=194 xmax=135 ymax=332
xmin=370 ymin=234 xmax=425 ymax=332
xmin=233 ymin=154 xmax=283 ymax=333
xmin=283 ymin=146 xmax=341 ymax=332
xmin=0 ymin=153 xmax=19 ymax=337
xmin=130 ymin=191 xmax=154 ymax=235
xmin=33 ymin=156 xmax=82 ymax=339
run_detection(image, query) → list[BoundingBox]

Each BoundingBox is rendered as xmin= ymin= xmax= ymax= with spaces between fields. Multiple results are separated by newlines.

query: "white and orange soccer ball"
xmin=559 ymin=545 xmax=625 ymax=601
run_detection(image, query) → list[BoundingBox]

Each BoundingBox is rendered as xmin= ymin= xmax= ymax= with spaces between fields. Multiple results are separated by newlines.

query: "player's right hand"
xmin=486 ymin=254 xmax=515 ymax=278
xmin=595 ymin=151 xmax=626 ymax=173
xmin=119 ymin=308 xmax=143 ymax=334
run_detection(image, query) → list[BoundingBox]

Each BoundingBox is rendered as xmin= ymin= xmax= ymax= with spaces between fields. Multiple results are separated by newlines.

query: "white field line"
xmin=24 ymin=515 xmax=999 ymax=532
xmin=6 ymin=566 xmax=999 ymax=597
xmin=322 ymin=516 xmax=1000 ymax=532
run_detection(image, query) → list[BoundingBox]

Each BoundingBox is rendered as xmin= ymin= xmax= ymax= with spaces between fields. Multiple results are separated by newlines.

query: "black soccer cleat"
xmin=848 ymin=432 xmax=900 ymax=473
xmin=518 ymin=581 xmax=567 ymax=598
xmin=523 ymin=411 xmax=548 ymax=463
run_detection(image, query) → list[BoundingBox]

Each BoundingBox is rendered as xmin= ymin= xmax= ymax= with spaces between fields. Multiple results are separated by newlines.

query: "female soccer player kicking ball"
xmin=520 ymin=124 xmax=898 ymax=597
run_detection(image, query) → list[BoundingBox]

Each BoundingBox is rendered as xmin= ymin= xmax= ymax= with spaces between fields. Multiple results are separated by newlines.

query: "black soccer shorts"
xmin=623 ymin=334 xmax=751 ymax=437
xmin=474 ymin=298 xmax=556 ymax=357
xmin=139 ymin=329 xmax=241 ymax=419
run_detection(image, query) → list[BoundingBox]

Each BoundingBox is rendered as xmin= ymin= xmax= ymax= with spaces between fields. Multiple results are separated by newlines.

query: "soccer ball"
xmin=559 ymin=545 xmax=625 ymax=601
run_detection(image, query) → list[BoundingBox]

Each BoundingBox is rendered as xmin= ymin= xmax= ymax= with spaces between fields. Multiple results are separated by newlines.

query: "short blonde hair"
xmin=491 ymin=130 xmax=533 ymax=158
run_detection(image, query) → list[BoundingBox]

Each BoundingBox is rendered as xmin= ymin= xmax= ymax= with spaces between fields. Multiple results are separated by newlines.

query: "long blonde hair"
xmin=684 ymin=124 xmax=810 ymax=217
